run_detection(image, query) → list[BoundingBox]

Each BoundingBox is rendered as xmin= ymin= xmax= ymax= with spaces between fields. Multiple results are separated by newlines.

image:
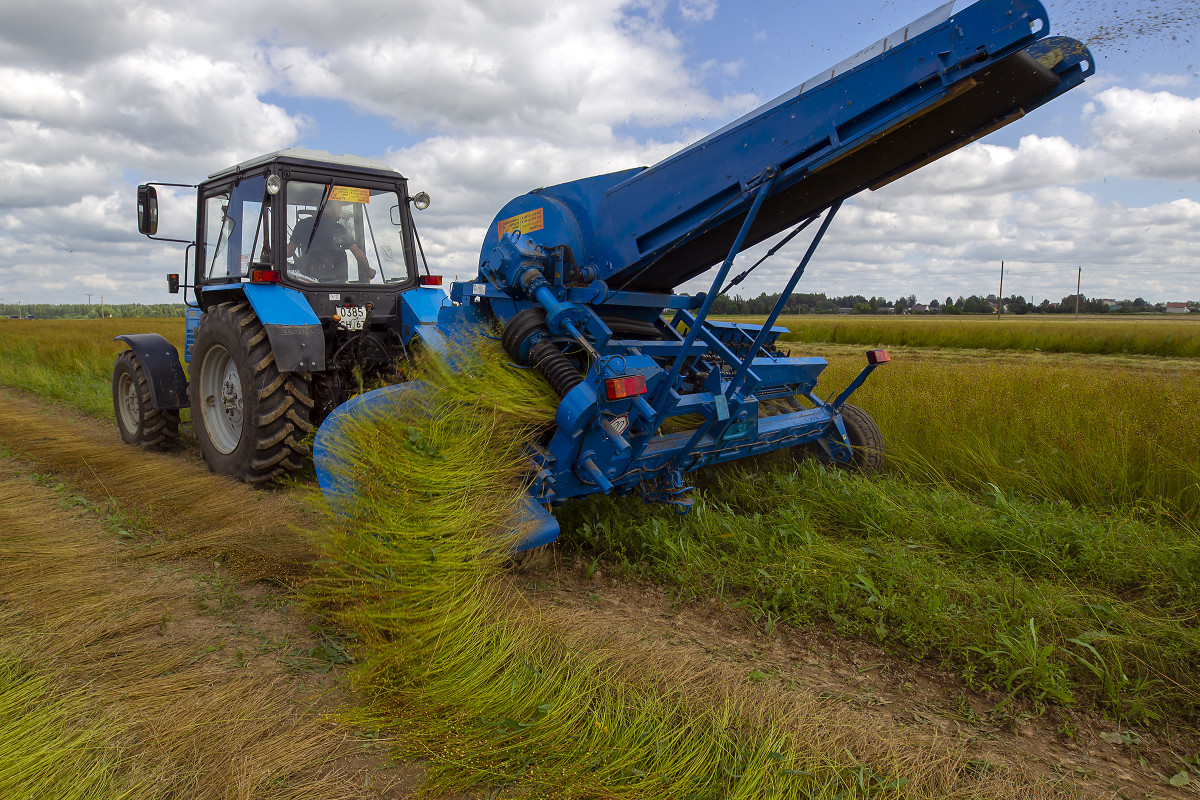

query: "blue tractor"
xmin=117 ymin=0 xmax=1094 ymax=538
xmin=118 ymin=150 xmax=444 ymax=482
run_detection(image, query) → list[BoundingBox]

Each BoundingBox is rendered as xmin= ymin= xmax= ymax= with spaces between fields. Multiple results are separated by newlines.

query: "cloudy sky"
xmin=0 ymin=0 xmax=1197 ymax=308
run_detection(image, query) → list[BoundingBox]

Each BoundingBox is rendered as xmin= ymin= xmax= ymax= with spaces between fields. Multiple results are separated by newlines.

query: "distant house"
xmin=837 ymin=307 xmax=853 ymax=315
xmin=912 ymin=304 xmax=929 ymax=313
xmin=1166 ymin=302 xmax=1188 ymax=314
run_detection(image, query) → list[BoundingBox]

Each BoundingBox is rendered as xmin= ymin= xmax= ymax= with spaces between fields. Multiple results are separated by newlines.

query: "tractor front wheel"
xmin=112 ymin=350 xmax=180 ymax=449
xmin=189 ymin=302 xmax=315 ymax=483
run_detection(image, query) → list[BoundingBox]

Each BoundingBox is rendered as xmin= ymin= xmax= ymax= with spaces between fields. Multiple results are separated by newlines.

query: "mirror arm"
xmin=141 ymin=181 xmax=197 ymax=243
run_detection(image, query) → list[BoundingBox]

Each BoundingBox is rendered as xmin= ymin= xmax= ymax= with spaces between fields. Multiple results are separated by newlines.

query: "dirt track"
xmin=0 ymin=386 xmax=1192 ymax=799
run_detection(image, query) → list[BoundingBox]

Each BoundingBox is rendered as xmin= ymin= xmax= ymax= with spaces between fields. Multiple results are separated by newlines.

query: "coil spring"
xmin=529 ymin=338 xmax=583 ymax=397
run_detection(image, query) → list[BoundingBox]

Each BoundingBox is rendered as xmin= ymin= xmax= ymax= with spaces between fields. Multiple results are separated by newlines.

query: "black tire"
xmin=837 ymin=403 xmax=885 ymax=474
xmin=501 ymin=307 xmax=549 ymax=363
xmin=189 ymin=302 xmax=315 ymax=484
xmin=112 ymin=350 xmax=180 ymax=449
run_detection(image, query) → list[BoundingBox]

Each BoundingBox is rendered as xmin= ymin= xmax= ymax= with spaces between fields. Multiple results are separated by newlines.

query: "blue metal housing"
xmin=314 ymin=0 xmax=1094 ymax=550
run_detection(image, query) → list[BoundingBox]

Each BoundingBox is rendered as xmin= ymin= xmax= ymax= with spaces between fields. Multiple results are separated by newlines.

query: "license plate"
xmin=336 ymin=305 xmax=366 ymax=331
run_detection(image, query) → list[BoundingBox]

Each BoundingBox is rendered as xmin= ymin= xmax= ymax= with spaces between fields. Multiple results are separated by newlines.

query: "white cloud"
xmin=0 ymin=1 xmax=1196 ymax=307
xmin=1086 ymin=86 xmax=1200 ymax=178
xmin=679 ymin=0 xmax=718 ymax=24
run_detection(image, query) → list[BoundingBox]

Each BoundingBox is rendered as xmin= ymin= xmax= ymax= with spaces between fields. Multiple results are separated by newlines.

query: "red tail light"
xmin=866 ymin=349 xmax=890 ymax=365
xmin=604 ymin=374 xmax=647 ymax=401
xmin=422 ymin=275 xmax=443 ymax=286
xmin=251 ymin=269 xmax=281 ymax=283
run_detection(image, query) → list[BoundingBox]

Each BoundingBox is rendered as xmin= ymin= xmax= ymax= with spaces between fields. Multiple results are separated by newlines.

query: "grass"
xmin=3 ymin=316 xmax=1198 ymax=792
xmin=723 ymin=313 xmax=1200 ymax=358
xmin=813 ymin=346 xmax=1200 ymax=520
xmin=0 ymin=317 xmax=185 ymax=418
xmin=3 ymin=315 xmax=1197 ymax=516
xmin=4 ymin=316 xmax=1196 ymax=519
xmin=558 ymin=460 xmax=1200 ymax=723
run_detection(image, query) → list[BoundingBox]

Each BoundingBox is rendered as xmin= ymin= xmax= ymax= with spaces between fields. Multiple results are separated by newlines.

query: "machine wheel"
xmin=501 ymin=307 xmax=549 ymax=363
xmin=835 ymin=403 xmax=885 ymax=474
xmin=798 ymin=403 xmax=884 ymax=475
xmin=112 ymin=350 xmax=180 ymax=449
xmin=189 ymin=302 xmax=315 ymax=484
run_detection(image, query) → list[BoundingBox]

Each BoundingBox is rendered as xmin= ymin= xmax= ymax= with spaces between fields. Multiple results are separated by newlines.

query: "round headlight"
xmin=266 ymin=175 xmax=282 ymax=195
xmin=412 ymin=191 xmax=431 ymax=211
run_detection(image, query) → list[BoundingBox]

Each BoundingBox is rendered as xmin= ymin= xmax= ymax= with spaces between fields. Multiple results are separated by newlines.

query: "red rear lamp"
xmin=604 ymin=374 xmax=647 ymax=401
xmin=421 ymin=275 xmax=443 ymax=286
xmin=250 ymin=269 xmax=281 ymax=283
xmin=866 ymin=349 xmax=890 ymax=365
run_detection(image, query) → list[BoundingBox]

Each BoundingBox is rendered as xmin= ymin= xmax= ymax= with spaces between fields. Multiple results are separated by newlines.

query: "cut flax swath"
xmin=0 ymin=656 xmax=137 ymax=800
xmin=0 ymin=387 xmax=317 ymax=578
xmin=0 ymin=470 xmax=370 ymax=799
xmin=308 ymin=341 xmax=1060 ymax=800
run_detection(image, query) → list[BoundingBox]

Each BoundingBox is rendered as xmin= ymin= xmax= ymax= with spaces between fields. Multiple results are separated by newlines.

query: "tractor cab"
xmin=187 ymin=150 xmax=427 ymax=323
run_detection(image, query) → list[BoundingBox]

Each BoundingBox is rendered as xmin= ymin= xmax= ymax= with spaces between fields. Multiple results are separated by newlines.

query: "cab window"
xmin=284 ymin=181 xmax=408 ymax=285
xmin=202 ymin=175 xmax=269 ymax=281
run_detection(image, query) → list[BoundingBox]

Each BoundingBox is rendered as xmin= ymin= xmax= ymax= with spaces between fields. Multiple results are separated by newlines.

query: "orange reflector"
xmin=422 ymin=275 xmax=443 ymax=286
xmin=867 ymin=349 xmax=890 ymax=365
xmin=250 ymin=269 xmax=281 ymax=283
xmin=605 ymin=374 xmax=647 ymax=401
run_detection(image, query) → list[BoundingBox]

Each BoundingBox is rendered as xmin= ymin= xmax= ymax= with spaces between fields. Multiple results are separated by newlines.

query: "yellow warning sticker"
xmin=329 ymin=186 xmax=370 ymax=203
xmin=497 ymin=208 xmax=544 ymax=240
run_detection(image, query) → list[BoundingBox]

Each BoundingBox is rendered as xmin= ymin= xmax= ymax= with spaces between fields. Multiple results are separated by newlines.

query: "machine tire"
xmin=836 ymin=403 xmax=885 ymax=474
xmin=796 ymin=402 xmax=884 ymax=474
xmin=501 ymin=307 xmax=549 ymax=363
xmin=112 ymin=350 xmax=180 ymax=449
xmin=189 ymin=301 xmax=315 ymax=484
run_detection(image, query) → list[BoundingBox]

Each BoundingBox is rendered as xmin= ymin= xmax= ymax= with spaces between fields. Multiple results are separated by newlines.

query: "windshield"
xmin=284 ymin=181 xmax=409 ymax=286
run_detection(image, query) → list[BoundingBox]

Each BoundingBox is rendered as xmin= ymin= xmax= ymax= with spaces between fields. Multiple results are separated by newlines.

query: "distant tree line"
xmin=5 ymin=294 xmax=1194 ymax=321
xmin=2 ymin=303 xmax=186 ymax=320
xmin=711 ymin=292 xmax=1196 ymax=315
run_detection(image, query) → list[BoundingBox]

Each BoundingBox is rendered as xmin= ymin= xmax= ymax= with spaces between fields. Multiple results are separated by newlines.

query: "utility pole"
xmin=85 ymin=293 xmax=94 ymax=317
xmin=997 ymin=260 xmax=1004 ymax=320
xmin=100 ymin=296 xmax=104 ymax=319
xmin=1075 ymin=267 xmax=1081 ymax=320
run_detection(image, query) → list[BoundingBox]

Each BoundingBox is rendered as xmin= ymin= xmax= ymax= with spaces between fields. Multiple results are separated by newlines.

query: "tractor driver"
xmin=287 ymin=199 xmax=377 ymax=283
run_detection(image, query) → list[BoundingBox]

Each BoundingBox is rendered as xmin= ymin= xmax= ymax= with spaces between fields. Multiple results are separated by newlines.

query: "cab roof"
xmin=207 ymin=148 xmax=404 ymax=181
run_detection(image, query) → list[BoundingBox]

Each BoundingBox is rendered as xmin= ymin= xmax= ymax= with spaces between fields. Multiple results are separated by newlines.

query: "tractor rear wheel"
xmin=112 ymin=350 xmax=180 ymax=449
xmin=189 ymin=302 xmax=315 ymax=483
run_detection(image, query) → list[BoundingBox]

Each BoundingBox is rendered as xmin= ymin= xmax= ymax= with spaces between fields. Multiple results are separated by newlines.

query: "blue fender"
xmin=239 ymin=283 xmax=325 ymax=372
xmin=114 ymin=333 xmax=188 ymax=410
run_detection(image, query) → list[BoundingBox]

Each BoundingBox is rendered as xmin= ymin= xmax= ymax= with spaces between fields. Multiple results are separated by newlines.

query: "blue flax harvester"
xmin=117 ymin=0 xmax=1093 ymax=547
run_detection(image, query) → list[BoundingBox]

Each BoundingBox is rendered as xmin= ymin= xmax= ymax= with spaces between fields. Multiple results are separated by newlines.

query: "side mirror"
xmin=137 ymin=185 xmax=159 ymax=236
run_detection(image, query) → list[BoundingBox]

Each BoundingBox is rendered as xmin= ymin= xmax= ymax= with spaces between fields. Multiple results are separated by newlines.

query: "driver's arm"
xmin=348 ymin=243 xmax=376 ymax=280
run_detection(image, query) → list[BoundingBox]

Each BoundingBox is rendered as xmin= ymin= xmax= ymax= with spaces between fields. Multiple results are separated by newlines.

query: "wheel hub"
xmin=117 ymin=372 xmax=139 ymax=431
xmin=198 ymin=344 xmax=244 ymax=455
xmin=220 ymin=364 xmax=243 ymax=427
